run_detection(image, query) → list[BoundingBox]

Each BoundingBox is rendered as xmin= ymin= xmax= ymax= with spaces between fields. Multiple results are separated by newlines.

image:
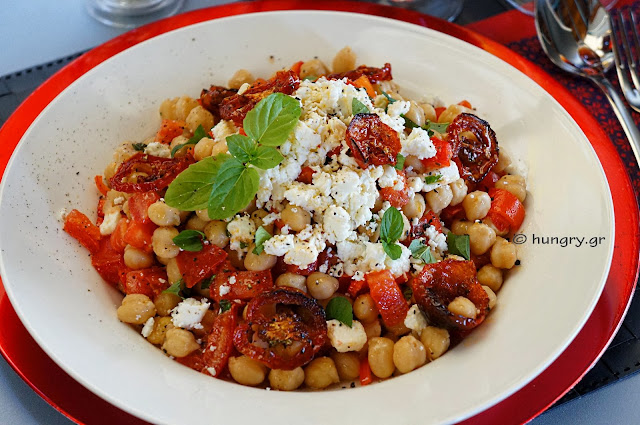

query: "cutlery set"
xmin=535 ymin=0 xmax=640 ymax=166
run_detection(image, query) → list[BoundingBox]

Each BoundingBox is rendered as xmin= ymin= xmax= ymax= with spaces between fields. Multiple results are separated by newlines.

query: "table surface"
xmin=1 ymin=1 xmax=639 ymax=424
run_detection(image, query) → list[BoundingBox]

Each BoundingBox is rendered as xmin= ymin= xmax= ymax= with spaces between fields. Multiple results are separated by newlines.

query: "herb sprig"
xmin=380 ymin=207 xmax=404 ymax=260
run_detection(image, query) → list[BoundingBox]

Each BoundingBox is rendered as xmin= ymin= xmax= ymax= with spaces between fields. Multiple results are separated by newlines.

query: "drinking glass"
xmin=86 ymin=0 xmax=184 ymax=28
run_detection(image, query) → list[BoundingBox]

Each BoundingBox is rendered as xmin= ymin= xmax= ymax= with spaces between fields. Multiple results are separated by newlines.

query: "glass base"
xmin=386 ymin=0 xmax=464 ymax=22
xmin=86 ymin=0 xmax=184 ymax=28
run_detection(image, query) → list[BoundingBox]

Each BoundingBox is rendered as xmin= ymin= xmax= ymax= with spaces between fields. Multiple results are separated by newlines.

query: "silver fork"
xmin=611 ymin=9 xmax=640 ymax=112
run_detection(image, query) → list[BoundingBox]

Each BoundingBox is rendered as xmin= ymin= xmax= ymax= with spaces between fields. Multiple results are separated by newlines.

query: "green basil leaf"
xmin=244 ymin=93 xmax=301 ymax=147
xmin=352 ymin=98 xmax=369 ymax=115
xmin=207 ymin=158 xmax=260 ymax=220
xmin=446 ymin=232 xmax=470 ymax=260
xmin=200 ymin=275 xmax=215 ymax=290
xmin=424 ymin=174 xmax=443 ymax=185
xmin=226 ymin=134 xmax=257 ymax=163
xmin=253 ymin=226 xmax=272 ymax=255
xmin=165 ymin=154 xmax=231 ymax=211
xmin=425 ymin=120 xmax=449 ymax=134
xmin=163 ymin=279 xmax=185 ymax=299
xmin=132 ymin=143 xmax=147 ymax=152
xmin=380 ymin=207 xmax=404 ymax=244
xmin=249 ymin=146 xmax=284 ymax=169
xmin=395 ymin=154 xmax=405 ymax=170
xmin=382 ymin=240 xmax=403 ymax=261
xmin=325 ymin=297 xmax=353 ymax=327
xmin=173 ymin=230 xmax=205 ymax=252
xmin=382 ymin=91 xmax=397 ymax=104
xmin=409 ymin=239 xmax=437 ymax=264
xmin=219 ymin=299 xmax=232 ymax=312
xmin=171 ymin=124 xmax=208 ymax=158
xmin=303 ymin=75 xmax=318 ymax=81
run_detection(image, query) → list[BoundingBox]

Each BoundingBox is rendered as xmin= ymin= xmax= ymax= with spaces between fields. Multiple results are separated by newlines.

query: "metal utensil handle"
xmin=592 ymin=76 xmax=640 ymax=166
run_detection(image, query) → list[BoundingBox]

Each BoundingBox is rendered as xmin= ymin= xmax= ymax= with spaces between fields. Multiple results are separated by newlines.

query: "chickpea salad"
xmin=63 ymin=47 xmax=526 ymax=390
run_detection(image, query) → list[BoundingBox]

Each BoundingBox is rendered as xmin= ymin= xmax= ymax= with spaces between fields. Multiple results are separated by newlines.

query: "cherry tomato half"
xmin=109 ymin=153 xmax=194 ymax=193
xmin=447 ymin=113 xmax=499 ymax=183
xmin=346 ymin=114 xmax=401 ymax=169
xmin=233 ymin=288 xmax=328 ymax=370
xmin=327 ymin=63 xmax=393 ymax=84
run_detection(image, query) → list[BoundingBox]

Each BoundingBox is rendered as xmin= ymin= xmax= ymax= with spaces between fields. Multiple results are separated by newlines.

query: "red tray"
xmin=0 ymin=2 xmax=638 ymax=424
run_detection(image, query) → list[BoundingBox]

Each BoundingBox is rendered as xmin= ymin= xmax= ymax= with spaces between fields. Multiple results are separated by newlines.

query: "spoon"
xmin=535 ymin=0 xmax=640 ymax=166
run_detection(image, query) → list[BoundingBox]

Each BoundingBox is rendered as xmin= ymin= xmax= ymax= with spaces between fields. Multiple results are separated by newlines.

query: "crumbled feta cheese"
xmin=404 ymin=305 xmax=428 ymax=334
xmin=226 ymin=214 xmax=256 ymax=253
xmin=219 ymin=284 xmax=231 ymax=297
xmin=206 ymin=367 xmax=217 ymax=377
xmin=144 ymin=141 xmax=171 ymax=158
xmin=57 ymin=208 xmax=68 ymax=222
xmin=212 ymin=120 xmax=238 ymax=143
xmin=237 ymin=82 xmax=251 ymax=95
xmin=323 ymin=205 xmax=352 ymax=244
xmin=171 ymin=298 xmax=210 ymax=330
xmin=228 ymin=275 xmax=236 ymax=285
xmin=424 ymin=225 xmax=448 ymax=254
xmin=387 ymin=100 xmax=410 ymax=118
xmin=326 ymin=319 xmax=367 ymax=352
xmin=401 ymin=127 xmax=436 ymax=160
xmin=99 ymin=210 xmax=121 ymax=235
xmin=113 ymin=196 xmax=125 ymax=205
xmin=141 ymin=317 xmax=155 ymax=338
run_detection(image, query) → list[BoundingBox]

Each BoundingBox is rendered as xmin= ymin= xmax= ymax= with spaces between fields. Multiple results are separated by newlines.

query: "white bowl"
xmin=0 ymin=10 xmax=613 ymax=425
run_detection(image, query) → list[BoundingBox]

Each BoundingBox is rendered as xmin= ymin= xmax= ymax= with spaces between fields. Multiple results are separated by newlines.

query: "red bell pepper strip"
xmin=176 ymin=243 xmax=228 ymax=288
xmin=359 ymin=357 xmax=374 ymax=386
xmin=366 ymin=270 xmax=409 ymax=327
xmin=63 ymin=209 xmax=102 ymax=254
xmin=486 ymin=188 xmax=525 ymax=233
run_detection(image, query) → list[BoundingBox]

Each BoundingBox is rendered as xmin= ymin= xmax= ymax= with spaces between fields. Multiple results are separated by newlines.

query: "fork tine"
xmin=611 ymin=11 xmax=634 ymax=92
xmin=627 ymin=11 xmax=640 ymax=90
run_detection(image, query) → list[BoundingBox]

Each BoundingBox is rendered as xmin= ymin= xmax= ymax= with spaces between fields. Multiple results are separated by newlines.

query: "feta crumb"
xmin=219 ymin=284 xmax=231 ymax=297
xmin=99 ymin=210 xmax=121 ymax=235
xmin=206 ymin=367 xmax=217 ymax=377
xmin=141 ymin=317 xmax=155 ymax=338
xmin=326 ymin=319 xmax=367 ymax=352
xmin=144 ymin=142 xmax=171 ymax=158
xmin=228 ymin=276 xmax=236 ymax=285
xmin=171 ymin=298 xmax=210 ymax=330
xmin=404 ymin=305 xmax=428 ymax=334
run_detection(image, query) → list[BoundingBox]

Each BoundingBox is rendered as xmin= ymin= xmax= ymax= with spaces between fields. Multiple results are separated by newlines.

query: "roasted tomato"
xmin=199 ymin=85 xmax=238 ymax=120
xmin=447 ymin=113 xmax=499 ymax=183
xmin=91 ymin=238 xmax=130 ymax=286
xmin=109 ymin=153 xmax=194 ymax=193
xmin=327 ymin=63 xmax=393 ymax=84
xmin=210 ymin=263 xmax=274 ymax=302
xmin=63 ymin=209 xmax=102 ymax=254
xmin=346 ymin=114 xmax=401 ymax=169
xmin=379 ymin=170 xmax=410 ymax=208
xmin=409 ymin=259 xmax=489 ymax=331
xmin=123 ymin=267 xmax=170 ymax=298
xmin=233 ymin=288 xmax=328 ymax=370
xmin=219 ymin=70 xmax=300 ymax=126
xmin=176 ymin=243 xmax=228 ymax=288
xmin=156 ymin=119 xmax=186 ymax=144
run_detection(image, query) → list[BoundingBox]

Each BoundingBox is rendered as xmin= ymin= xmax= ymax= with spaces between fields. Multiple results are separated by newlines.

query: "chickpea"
xmin=174 ymin=96 xmax=199 ymax=121
xmin=403 ymin=155 xmax=426 ymax=174
xmin=104 ymin=161 xmax=118 ymax=180
xmin=152 ymin=227 xmax=180 ymax=258
xmin=393 ymin=335 xmax=427 ymax=373
xmin=332 ymin=46 xmax=356 ymax=73
xmin=447 ymin=296 xmax=477 ymax=319
xmin=420 ymin=326 xmax=450 ymax=361
xmin=304 ymin=357 xmax=340 ymax=389
xmin=228 ymin=69 xmax=254 ymax=89
xmin=269 ymin=367 xmax=305 ymax=391
xmin=117 ymin=294 xmax=156 ymax=324
xmin=491 ymin=237 xmax=518 ymax=269
xmin=438 ymin=104 xmax=468 ymax=124
xmin=425 ymin=185 xmax=453 ymax=214
xmin=467 ymin=222 xmax=497 ymax=255
xmin=280 ymin=203 xmax=311 ymax=232
xmin=162 ymin=328 xmax=200 ymax=357
xmin=195 ymin=209 xmax=211 ymax=222
xmin=306 ymin=272 xmax=339 ymax=300
xmin=495 ymin=174 xmax=527 ymax=203
xmin=404 ymin=101 xmax=425 ymax=127
xmin=159 ymin=97 xmax=178 ymax=120
xmin=148 ymin=201 xmax=181 ymax=227
xmin=211 ymin=140 xmax=229 ymax=156
xmin=483 ymin=285 xmax=497 ymax=309
xmin=204 ymin=220 xmax=229 ymax=248
xmin=477 ymin=264 xmax=503 ymax=292
xmin=186 ymin=215 xmax=208 ymax=232
xmin=368 ymin=337 xmax=395 ymax=378
xmin=146 ymin=316 xmax=174 ymax=345
xmin=123 ymin=245 xmax=154 ymax=269
xmin=300 ymin=59 xmax=328 ymax=79
xmin=193 ymin=137 xmax=215 ymax=161
xmin=494 ymin=150 xmax=512 ymax=173
xmin=170 ymin=135 xmax=190 ymax=158
xmin=185 ymin=105 xmax=214 ymax=134
xmin=384 ymin=321 xmax=411 ymax=337
xmin=154 ymin=292 xmax=181 ymax=316
xmin=449 ymin=178 xmax=468 ymax=206
xmin=192 ymin=310 xmax=217 ymax=339
xmin=244 ymin=244 xmax=277 ymax=271
xmin=275 ymin=273 xmax=307 ymax=292
xmin=420 ymin=103 xmax=437 ymax=122
xmin=156 ymin=255 xmax=171 ymax=266
xmin=363 ymin=319 xmax=382 ymax=340
xmin=331 ymin=352 xmax=360 ymax=381
xmin=483 ymin=216 xmax=509 ymax=237
xmin=402 ymin=193 xmax=426 ymax=220
xmin=228 ymin=356 xmax=267 ymax=386
xmin=462 ymin=191 xmax=491 ymax=221
xmin=166 ymin=258 xmax=183 ymax=284
xmin=451 ymin=219 xmax=471 ymax=236
xmin=353 ymin=294 xmax=379 ymax=323
xmin=251 ymin=209 xmax=275 ymax=235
